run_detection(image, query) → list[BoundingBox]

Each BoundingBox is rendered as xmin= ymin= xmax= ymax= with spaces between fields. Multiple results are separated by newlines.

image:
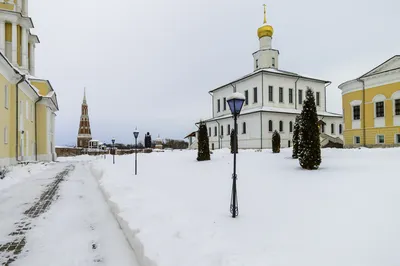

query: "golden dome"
xmin=257 ymin=5 xmax=274 ymax=38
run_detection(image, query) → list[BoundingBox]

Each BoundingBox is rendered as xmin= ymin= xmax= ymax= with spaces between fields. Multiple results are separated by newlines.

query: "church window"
xmin=244 ymin=90 xmax=249 ymax=105
xmin=272 ymin=57 xmax=276 ymax=67
xmin=395 ymin=99 xmax=400 ymax=115
xmin=268 ymin=120 xmax=273 ymax=132
xmin=331 ymin=123 xmax=335 ymax=134
xmin=316 ymin=92 xmax=320 ymax=106
xmin=339 ymin=124 xmax=343 ymax=134
xmin=279 ymin=87 xmax=283 ymax=103
xmin=209 ymin=127 xmax=211 ymax=137
xmin=289 ymin=121 xmax=293 ymax=133
xmin=221 ymin=125 xmax=224 ymax=136
xmin=253 ymin=87 xmax=258 ymax=103
xmin=376 ymin=135 xmax=385 ymax=144
xmin=395 ymin=134 xmax=400 ymax=144
xmin=298 ymin=90 xmax=303 ymax=104
xmin=354 ymin=136 xmax=360 ymax=144
xmin=214 ymin=126 xmax=217 ymax=136
xmin=4 ymin=85 xmax=8 ymax=109
xmin=223 ymin=97 xmax=227 ymax=111
xmin=279 ymin=121 xmax=283 ymax=132
xmin=227 ymin=124 xmax=231 ymax=135
xmin=217 ymin=99 xmax=221 ymax=112
xmin=242 ymin=122 xmax=247 ymax=134
xmin=268 ymin=86 xmax=273 ymax=102
xmin=321 ymin=123 xmax=325 ymax=133
xmin=289 ymin=88 xmax=293 ymax=104
xmin=353 ymin=106 xmax=360 ymax=120
xmin=375 ymin=102 xmax=384 ymax=117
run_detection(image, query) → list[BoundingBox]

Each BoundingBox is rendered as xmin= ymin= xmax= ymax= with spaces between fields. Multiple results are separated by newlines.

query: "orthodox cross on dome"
xmin=263 ymin=4 xmax=267 ymax=24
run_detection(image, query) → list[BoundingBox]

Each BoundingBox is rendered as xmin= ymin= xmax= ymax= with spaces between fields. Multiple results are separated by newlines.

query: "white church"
xmin=200 ymin=7 xmax=343 ymax=150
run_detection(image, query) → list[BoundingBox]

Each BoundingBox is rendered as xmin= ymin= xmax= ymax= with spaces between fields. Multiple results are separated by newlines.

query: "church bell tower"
xmin=77 ymin=88 xmax=92 ymax=148
xmin=253 ymin=5 xmax=279 ymax=71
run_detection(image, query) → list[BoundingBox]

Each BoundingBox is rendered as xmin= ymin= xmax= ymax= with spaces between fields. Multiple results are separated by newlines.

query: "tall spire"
xmin=83 ymin=87 xmax=87 ymax=104
xmin=263 ymin=4 xmax=267 ymax=24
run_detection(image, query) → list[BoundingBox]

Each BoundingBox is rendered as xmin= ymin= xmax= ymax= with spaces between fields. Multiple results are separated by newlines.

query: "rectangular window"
xmin=272 ymin=57 xmax=275 ymax=67
xmin=279 ymin=87 xmax=283 ymax=103
xmin=299 ymin=90 xmax=303 ymax=104
xmin=214 ymin=126 xmax=217 ymax=136
xmin=223 ymin=97 xmax=227 ymax=111
xmin=253 ymin=87 xmax=258 ymax=103
xmin=316 ymin=92 xmax=320 ymax=106
xmin=256 ymin=59 xmax=259 ymax=69
xmin=244 ymin=90 xmax=249 ymax=105
xmin=3 ymin=127 xmax=8 ymax=144
xmin=353 ymin=106 xmax=360 ymax=120
xmin=209 ymin=128 xmax=211 ymax=137
xmin=354 ymin=136 xmax=360 ymax=144
xmin=396 ymin=134 xmax=400 ymax=144
xmin=221 ymin=125 xmax=224 ymax=136
xmin=289 ymin=88 xmax=293 ymax=104
xmin=268 ymin=86 xmax=273 ymax=102
xmin=377 ymin=135 xmax=385 ymax=144
xmin=217 ymin=99 xmax=221 ymax=112
xmin=395 ymin=99 xmax=400 ymax=115
xmin=375 ymin=102 xmax=384 ymax=117
xmin=227 ymin=124 xmax=231 ymax=135
xmin=331 ymin=124 xmax=335 ymax=134
xmin=4 ymin=85 xmax=8 ymax=109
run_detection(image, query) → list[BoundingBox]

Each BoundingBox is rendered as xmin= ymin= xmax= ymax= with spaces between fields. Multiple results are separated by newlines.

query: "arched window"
xmin=339 ymin=124 xmax=343 ymax=134
xmin=331 ymin=123 xmax=335 ymax=134
xmin=289 ymin=121 xmax=293 ymax=133
xmin=279 ymin=121 xmax=283 ymax=132
xmin=268 ymin=120 xmax=273 ymax=132
xmin=242 ymin=122 xmax=247 ymax=134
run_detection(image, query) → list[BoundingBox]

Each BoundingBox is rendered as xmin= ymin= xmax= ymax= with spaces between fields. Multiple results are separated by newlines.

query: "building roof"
xmin=200 ymin=106 xmax=342 ymax=123
xmin=209 ymin=68 xmax=330 ymax=93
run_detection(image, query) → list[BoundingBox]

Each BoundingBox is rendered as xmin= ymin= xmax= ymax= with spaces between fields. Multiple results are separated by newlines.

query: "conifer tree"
xmin=197 ymin=121 xmax=211 ymax=161
xmin=272 ymin=130 xmax=281 ymax=153
xmin=299 ymin=87 xmax=321 ymax=169
xmin=230 ymin=129 xmax=238 ymax=154
xmin=292 ymin=115 xmax=301 ymax=159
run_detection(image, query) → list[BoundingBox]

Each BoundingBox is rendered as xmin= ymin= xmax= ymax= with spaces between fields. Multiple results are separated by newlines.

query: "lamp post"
xmin=227 ymin=92 xmax=245 ymax=218
xmin=133 ymin=129 xmax=139 ymax=175
xmin=111 ymin=138 xmax=115 ymax=164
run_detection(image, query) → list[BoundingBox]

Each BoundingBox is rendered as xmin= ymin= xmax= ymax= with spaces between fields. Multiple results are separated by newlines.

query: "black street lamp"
xmin=227 ymin=92 xmax=245 ymax=218
xmin=112 ymin=138 xmax=116 ymax=164
xmin=133 ymin=129 xmax=139 ymax=175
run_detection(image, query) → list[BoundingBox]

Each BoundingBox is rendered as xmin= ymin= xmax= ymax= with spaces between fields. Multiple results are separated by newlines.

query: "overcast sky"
xmin=30 ymin=0 xmax=400 ymax=145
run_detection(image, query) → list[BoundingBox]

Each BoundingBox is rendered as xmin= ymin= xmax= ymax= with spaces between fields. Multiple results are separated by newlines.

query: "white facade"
xmin=203 ymin=18 xmax=343 ymax=150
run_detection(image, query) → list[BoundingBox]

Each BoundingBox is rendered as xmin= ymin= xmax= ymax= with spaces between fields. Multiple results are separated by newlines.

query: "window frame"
xmin=279 ymin=121 xmax=283 ymax=132
xmin=3 ymin=126 xmax=8 ymax=144
xmin=272 ymin=57 xmax=275 ymax=67
xmin=268 ymin=86 xmax=273 ymax=102
xmin=227 ymin=124 xmax=231 ymax=135
xmin=268 ymin=120 xmax=273 ymax=132
xmin=353 ymin=105 xmax=361 ymax=120
xmin=395 ymin=99 xmax=400 ymax=116
xmin=223 ymin=97 xmax=227 ymax=111
xmin=256 ymin=59 xmax=259 ymax=69
xmin=4 ymin=85 xmax=8 ymax=109
xmin=395 ymin=134 xmax=400 ymax=144
xmin=279 ymin=87 xmax=284 ymax=103
xmin=289 ymin=121 xmax=293 ymax=133
xmin=339 ymin=124 xmax=343 ymax=135
xmin=244 ymin=90 xmax=249 ymax=105
xmin=289 ymin=88 xmax=293 ymax=104
xmin=208 ymin=127 xmax=211 ymax=137
xmin=376 ymin=134 xmax=385 ymax=144
xmin=221 ymin=125 xmax=224 ymax=136
xmin=217 ymin=99 xmax=221 ymax=112
xmin=214 ymin=126 xmax=217 ymax=136
xmin=242 ymin=122 xmax=247 ymax=134
xmin=375 ymin=101 xmax=385 ymax=118
xmin=298 ymin=89 xmax=303 ymax=104
xmin=316 ymin=92 xmax=320 ymax=106
xmin=253 ymin=87 xmax=258 ymax=103
xmin=331 ymin=123 xmax=335 ymax=134
xmin=354 ymin=136 xmax=360 ymax=144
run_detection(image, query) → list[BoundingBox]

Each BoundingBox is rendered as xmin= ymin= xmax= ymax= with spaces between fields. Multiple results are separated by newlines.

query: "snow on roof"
xmin=227 ymin=92 xmax=245 ymax=101
xmin=201 ymin=106 xmax=342 ymax=122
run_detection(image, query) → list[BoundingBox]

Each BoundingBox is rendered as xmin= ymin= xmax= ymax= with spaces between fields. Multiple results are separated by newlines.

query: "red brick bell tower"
xmin=77 ymin=88 xmax=92 ymax=148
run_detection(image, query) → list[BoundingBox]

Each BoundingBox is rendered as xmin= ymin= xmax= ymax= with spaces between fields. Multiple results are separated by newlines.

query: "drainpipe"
xmin=357 ymin=78 xmax=366 ymax=147
xmin=324 ymin=82 xmax=332 ymax=112
xmin=208 ymin=92 xmax=214 ymax=118
xmin=34 ymin=96 xmax=42 ymax=161
xmin=15 ymin=75 xmax=26 ymax=162
xmin=216 ymin=120 xmax=221 ymax=149
xmin=294 ymin=77 xmax=300 ymax=110
xmin=260 ymin=112 xmax=263 ymax=149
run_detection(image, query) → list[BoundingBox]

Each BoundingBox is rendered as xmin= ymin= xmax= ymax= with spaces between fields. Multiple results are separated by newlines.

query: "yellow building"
xmin=0 ymin=1 xmax=58 ymax=167
xmin=339 ymin=55 xmax=400 ymax=147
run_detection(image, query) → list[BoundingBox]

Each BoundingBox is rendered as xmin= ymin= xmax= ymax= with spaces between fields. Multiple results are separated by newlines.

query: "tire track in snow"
xmin=0 ymin=165 xmax=74 ymax=265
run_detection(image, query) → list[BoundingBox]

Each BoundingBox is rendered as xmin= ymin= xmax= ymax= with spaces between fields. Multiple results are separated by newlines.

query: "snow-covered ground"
xmin=92 ymin=148 xmax=400 ymax=266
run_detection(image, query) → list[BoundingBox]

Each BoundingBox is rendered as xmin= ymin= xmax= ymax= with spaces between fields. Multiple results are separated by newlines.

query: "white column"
xmin=22 ymin=27 xmax=28 ymax=69
xmin=0 ymin=21 xmax=5 ymax=55
xmin=16 ymin=0 xmax=22 ymax=12
xmin=30 ymin=43 xmax=35 ymax=75
xmin=11 ymin=22 xmax=17 ymax=65
xmin=22 ymin=0 xmax=28 ymax=16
